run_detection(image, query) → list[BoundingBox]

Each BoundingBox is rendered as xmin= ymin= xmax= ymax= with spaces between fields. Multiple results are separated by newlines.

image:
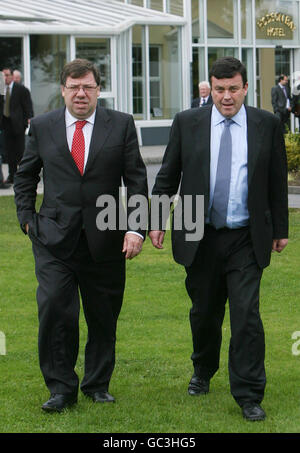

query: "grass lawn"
xmin=0 ymin=195 xmax=299 ymax=434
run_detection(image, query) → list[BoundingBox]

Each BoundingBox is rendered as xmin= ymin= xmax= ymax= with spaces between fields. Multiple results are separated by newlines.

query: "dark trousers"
xmin=185 ymin=225 xmax=265 ymax=407
xmin=3 ymin=116 xmax=25 ymax=180
xmin=31 ymin=230 xmax=125 ymax=396
xmin=275 ymin=110 xmax=290 ymax=134
xmin=0 ymin=154 xmax=3 ymax=184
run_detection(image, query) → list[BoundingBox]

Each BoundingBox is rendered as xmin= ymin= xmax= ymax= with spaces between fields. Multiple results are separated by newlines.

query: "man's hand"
xmin=122 ymin=233 xmax=143 ymax=259
xmin=149 ymin=230 xmax=165 ymax=249
xmin=25 ymin=223 xmax=29 ymax=234
xmin=272 ymin=238 xmax=288 ymax=253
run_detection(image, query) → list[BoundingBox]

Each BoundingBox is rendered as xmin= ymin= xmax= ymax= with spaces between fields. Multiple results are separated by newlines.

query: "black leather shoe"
xmin=0 ymin=182 xmax=11 ymax=189
xmin=242 ymin=402 xmax=266 ymax=421
xmin=42 ymin=393 xmax=77 ymax=412
xmin=188 ymin=374 xmax=210 ymax=395
xmin=85 ymin=391 xmax=115 ymax=403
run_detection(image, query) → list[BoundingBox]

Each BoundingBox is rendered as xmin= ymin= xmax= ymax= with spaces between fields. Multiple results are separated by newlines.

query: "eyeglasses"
xmin=64 ymin=85 xmax=99 ymax=94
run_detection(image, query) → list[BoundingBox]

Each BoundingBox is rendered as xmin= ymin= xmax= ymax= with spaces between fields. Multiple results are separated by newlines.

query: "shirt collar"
xmin=65 ymin=108 xmax=96 ymax=127
xmin=212 ymin=103 xmax=246 ymax=127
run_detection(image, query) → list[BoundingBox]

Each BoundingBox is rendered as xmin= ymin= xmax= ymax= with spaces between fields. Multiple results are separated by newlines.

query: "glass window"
xmin=242 ymin=48 xmax=254 ymax=106
xmin=192 ymin=47 xmax=206 ymax=103
xmin=207 ymin=0 xmax=234 ymax=39
xmin=149 ymin=25 xmax=182 ymax=119
xmin=147 ymin=0 xmax=163 ymax=11
xmin=98 ymin=98 xmax=114 ymax=109
xmin=0 ymin=37 xmax=23 ymax=74
xmin=275 ymin=48 xmax=290 ymax=82
xmin=255 ymin=0 xmax=298 ymax=44
xmin=30 ymin=35 xmax=67 ymax=115
xmin=208 ymin=48 xmax=238 ymax=72
xmin=76 ymin=38 xmax=111 ymax=91
xmin=168 ymin=0 xmax=184 ymax=16
xmin=130 ymin=0 xmax=144 ymax=5
xmin=241 ymin=0 xmax=253 ymax=43
xmin=192 ymin=0 xmax=205 ymax=43
xmin=132 ymin=25 xmax=145 ymax=119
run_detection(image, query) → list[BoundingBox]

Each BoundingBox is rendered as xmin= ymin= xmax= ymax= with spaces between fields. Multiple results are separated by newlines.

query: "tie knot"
xmin=224 ymin=118 xmax=234 ymax=127
xmin=75 ymin=120 xmax=87 ymax=130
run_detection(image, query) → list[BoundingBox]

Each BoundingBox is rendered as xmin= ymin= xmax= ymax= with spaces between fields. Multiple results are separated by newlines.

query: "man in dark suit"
xmin=271 ymin=74 xmax=292 ymax=133
xmin=191 ymin=81 xmax=213 ymax=108
xmin=14 ymin=59 xmax=148 ymax=412
xmin=2 ymin=67 xmax=34 ymax=184
xmin=0 ymin=71 xmax=10 ymax=189
xmin=149 ymin=57 xmax=288 ymax=421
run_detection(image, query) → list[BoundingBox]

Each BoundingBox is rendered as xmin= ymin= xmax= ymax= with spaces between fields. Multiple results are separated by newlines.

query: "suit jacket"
xmin=191 ymin=95 xmax=213 ymax=108
xmin=0 ymin=95 xmax=3 ymax=128
xmin=14 ymin=106 xmax=148 ymax=262
xmin=5 ymin=82 xmax=34 ymax=134
xmin=151 ymin=105 xmax=288 ymax=268
xmin=271 ymin=84 xmax=291 ymax=114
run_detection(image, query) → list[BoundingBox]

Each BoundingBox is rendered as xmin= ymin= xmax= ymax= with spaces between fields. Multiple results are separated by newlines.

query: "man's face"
xmin=3 ymin=69 xmax=13 ymax=86
xmin=199 ymin=85 xmax=210 ymax=98
xmin=61 ymin=71 xmax=100 ymax=119
xmin=13 ymin=71 xmax=21 ymax=83
xmin=211 ymin=73 xmax=248 ymax=118
xmin=280 ymin=76 xmax=288 ymax=86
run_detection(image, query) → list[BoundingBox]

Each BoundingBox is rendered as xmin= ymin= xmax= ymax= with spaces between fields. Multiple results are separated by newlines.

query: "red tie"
xmin=71 ymin=120 xmax=87 ymax=175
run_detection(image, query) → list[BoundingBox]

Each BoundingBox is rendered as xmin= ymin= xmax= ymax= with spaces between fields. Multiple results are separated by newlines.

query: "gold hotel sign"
xmin=257 ymin=12 xmax=296 ymax=38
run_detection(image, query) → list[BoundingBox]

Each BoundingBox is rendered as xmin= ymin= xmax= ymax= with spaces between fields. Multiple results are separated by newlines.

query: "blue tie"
xmin=210 ymin=119 xmax=234 ymax=229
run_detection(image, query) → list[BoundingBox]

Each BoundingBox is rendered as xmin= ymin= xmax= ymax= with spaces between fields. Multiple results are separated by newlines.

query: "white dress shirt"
xmin=279 ymin=83 xmax=290 ymax=109
xmin=207 ymin=104 xmax=249 ymax=228
xmin=65 ymin=108 xmax=95 ymax=170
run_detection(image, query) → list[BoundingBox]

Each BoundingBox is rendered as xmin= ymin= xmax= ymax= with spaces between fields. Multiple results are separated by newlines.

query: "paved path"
xmin=1 ymin=146 xmax=300 ymax=208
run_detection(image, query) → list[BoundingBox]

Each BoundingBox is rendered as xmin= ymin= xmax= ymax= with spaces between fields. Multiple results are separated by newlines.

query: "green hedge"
xmin=285 ymin=131 xmax=300 ymax=173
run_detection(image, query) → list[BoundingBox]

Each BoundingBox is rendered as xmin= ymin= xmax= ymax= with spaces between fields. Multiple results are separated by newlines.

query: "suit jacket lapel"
xmin=49 ymin=107 xmax=80 ymax=173
xmin=85 ymin=105 xmax=112 ymax=173
xmin=246 ymin=106 xmax=263 ymax=188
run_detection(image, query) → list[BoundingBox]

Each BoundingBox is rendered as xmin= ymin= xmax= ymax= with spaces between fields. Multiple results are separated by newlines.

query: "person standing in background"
xmin=191 ymin=81 xmax=213 ymax=108
xmin=2 ymin=67 xmax=34 ymax=185
xmin=0 ymin=71 xmax=10 ymax=189
xmin=271 ymin=74 xmax=292 ymax=133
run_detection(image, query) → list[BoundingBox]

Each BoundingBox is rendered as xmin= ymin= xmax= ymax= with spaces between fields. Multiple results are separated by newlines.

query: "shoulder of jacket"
xmin=31 ymin=108 xmax=64 ymax=125
xmin=246 ymin=105 xmax=280 ymax=124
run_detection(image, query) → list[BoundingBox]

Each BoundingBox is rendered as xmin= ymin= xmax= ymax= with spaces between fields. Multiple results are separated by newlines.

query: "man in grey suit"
xmin=149 ymin=57 xmax=288 ymax=421
xmin=14 ymin=59 xmax=148 ymax=412
xmin=271 ymin=74 xmax=292 ymax=133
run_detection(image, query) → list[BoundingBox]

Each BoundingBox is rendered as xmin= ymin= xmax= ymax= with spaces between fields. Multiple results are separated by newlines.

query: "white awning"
xmin=0 ymin=0 xmax=186 ymax=35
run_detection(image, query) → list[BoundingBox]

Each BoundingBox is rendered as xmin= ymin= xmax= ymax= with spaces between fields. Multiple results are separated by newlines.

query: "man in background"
xmin=0 ymin=71 xmax=10 ymax=189
xmin=2 ymin=67 xmax=34 ymax=185
xmin=191 ymin=81 xmax=213 ymax=108
xmin=271 ymin=74 xmax=292 ymax=133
